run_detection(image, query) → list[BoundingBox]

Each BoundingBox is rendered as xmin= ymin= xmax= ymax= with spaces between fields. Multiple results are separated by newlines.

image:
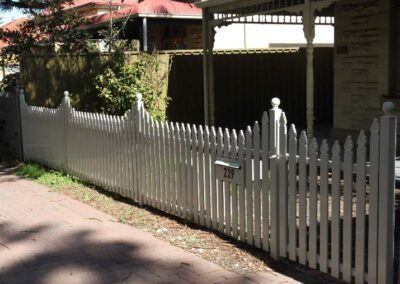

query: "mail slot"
xmin=215 ymin=157 xmax=244 ymax=185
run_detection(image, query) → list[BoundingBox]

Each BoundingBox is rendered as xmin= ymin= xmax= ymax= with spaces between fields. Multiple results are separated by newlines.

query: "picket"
xmin=121 ymin=117 xmax=129 ymax=196
xmin=129 ymin=108 xmax=139 ymax=201
xmin=180 ymin=124 xmax=187 ymax=218
xmin=144 ymin=114 xmax=151 ymax=204
xmin=278 ymin=114 xmax=287 ymax=256
xmin=253 ymin=122 xmax=261 ymax=248
xmin=355 ymin=131 xmax=367 ymax=283
xmin=308 ymin=138 xmax=318 ymax=269
xmin=19 ymin=93 xmax=397 ymax=284
xmin=217 ymin=128 xmax=224 ymax=233
xmin=159 ymin=121 xmax=165 ymax=206
xmin=119 ymin=116 xmax=125 ymax=194
xmin=170 ymin=122 xmax=177 ymax=215
xmin=128 ymin=111 xmax=135 ymax=199
xmin=245 ymin=126 xmax=253 ymax=245
xmin=107 ymin=115 xmax=113 ymax=189
xmin=331 ymin=141 xmax=341 ymax=278
xmin=108 ymin=115 xmax=114 ymax=190
xmin=149 ymin=118 xmax=156 ymax=206
xmin=223 ymin=128 xmax=231 ymax=236
xmin=110 ymin=116 xmax=118 ymax=193
xmin=298 ymin=131 xmax=307 ymax=265
xmin=175 ymin=123 xmax=183 ymax=216
xmin=90 ymin=114 xmax=96 ymax=185
xmin=204 ymin=126 xmax=212 ymax=228
xmin=155 ymin=121 xmax=161 ymax=209
xmin=198 ymin=126 xmax=205 ymax=226
xmin=261 ymin=112 xmax=270 ymax=252
xmin=186 ymin=124 xmax=193 ymax=220
xmin=98 ymin=114 xmax=104 ymax=187
xmin=210 ymin=127 xmax=218 ymax=230
xmin=238 ymin=130 xmax=246 ymax=242
xmin=165 ymin=123 xmax=172 ymax=212
xmin=288 ymin=125 xmax=297 ymax=261
xmin=79 ymin=112 xmax=85 ymax=181
xmin=319 ymin=140 xmax=329 ymax=273
xmin=230 ymin=130 xmax=238 ymax=239
xmin=100 ymin=114 xmax=106 ymax=188
xmin=192 ymin=125 xmax=199 ymax=224
xmin=343 ymin=136 xmax=353 ymax=282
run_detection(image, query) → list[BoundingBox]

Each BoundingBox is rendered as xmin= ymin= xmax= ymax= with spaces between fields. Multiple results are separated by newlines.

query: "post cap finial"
xmin=64 ymin=91 xmax=70 ymax=97
xmin=271 ymin=97 xmax=280 ymax=109
xmin=383 ymin=101 xmax=395 ymax=114
xmin=136 ymin=93 xmax=143 ymax=101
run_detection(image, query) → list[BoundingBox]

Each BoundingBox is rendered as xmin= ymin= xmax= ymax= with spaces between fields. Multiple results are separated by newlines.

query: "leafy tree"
xmin=0 ymin=0 xmax=89 ymax=55
xmin=0 ymin=0 xmax=48 ymax=10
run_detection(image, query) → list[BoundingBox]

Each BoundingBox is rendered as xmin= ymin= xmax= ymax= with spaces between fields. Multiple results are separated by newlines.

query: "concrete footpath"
xmin=0 ymin=167 xmax=330 ymax=284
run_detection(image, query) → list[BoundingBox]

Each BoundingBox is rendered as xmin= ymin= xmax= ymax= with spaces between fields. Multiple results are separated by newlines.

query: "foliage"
xmin=0 ymin=72 xmax=19 ymax=93
xmin=0 ymin=0 xmax=89 ymax=55
xmin=15 ymin=163 xmax=81 ymax=192
xmin=95 ymin=52 xmax=170 ymax=120
xmin=96 ymin=8 xmax=138 ymax=53
xmin=0 ymin=0 xmax=48 ymax=10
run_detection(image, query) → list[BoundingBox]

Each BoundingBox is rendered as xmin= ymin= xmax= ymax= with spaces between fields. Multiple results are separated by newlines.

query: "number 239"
xmin=224 ymin=167 xmax=234 ymax=179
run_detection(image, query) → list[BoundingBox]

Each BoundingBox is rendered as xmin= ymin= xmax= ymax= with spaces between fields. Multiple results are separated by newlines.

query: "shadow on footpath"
xmin=0 ymin=221 xmax=237 ymax=284
xmin=0 ymin=164 xmax=345 ymax=284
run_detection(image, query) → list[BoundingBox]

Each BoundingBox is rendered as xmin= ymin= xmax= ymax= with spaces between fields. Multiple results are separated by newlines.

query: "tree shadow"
xmin=68 ymin=187 xmax=342 ymax=284
xmin=0 ymin=221 xmax=240 ymax=284
xmin=0 ymin=164 xmax=346 ymax=283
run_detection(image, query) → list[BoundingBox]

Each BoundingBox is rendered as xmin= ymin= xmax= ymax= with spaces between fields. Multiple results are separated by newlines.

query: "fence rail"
xmin=19 ymin=91 xmax=397 ymax=284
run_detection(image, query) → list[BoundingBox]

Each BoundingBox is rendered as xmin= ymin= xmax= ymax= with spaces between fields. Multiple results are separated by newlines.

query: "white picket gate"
xmin=19 ymin=91 xmax=397 ymax=284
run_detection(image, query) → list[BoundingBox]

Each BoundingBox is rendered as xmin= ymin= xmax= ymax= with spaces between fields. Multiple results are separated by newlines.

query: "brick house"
xmin=197 ymin=0 xmax=400 ymax=139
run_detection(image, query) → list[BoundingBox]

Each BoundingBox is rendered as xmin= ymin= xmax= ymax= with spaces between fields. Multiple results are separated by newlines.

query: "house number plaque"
xmin=215 ymin=157 xmax=244 ymax=185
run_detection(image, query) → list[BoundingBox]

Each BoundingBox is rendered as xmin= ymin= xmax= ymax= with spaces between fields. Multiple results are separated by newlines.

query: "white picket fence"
xmin=19 ymin=91 xmax=397 ymax=284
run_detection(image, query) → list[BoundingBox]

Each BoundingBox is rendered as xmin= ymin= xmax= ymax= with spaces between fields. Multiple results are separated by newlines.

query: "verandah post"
xmin=377 ymin=101 xmax=396 ymax=284
xmin=269 ymin=97 xmax=281 ymax=260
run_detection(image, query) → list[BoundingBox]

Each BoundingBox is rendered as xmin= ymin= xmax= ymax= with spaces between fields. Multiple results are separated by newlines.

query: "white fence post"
xmin=60 ymin=91 xmax=71 ymax=173
xmin=135 ymin=93 xmax=144 ymax=205
xmin=377 ymin=101 xmax=396 ymax=284
xmin=278 ymin=113 xmax=288 ymax=258
xmin=269 ymin=97 xmax=281 ymax=260
xmin=269 ymin=98 xmax=281 ymax=156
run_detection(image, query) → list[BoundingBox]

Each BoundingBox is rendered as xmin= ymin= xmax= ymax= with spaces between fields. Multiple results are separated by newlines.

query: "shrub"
xmin=95 ymin=53 xmax=170 ymax=120
xmin=0 ymin=72 xmax=19 ymax=93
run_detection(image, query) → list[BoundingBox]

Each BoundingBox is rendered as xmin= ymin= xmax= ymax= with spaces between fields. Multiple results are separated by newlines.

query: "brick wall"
xmin=333 ymin=0 xmax=395 ymax=132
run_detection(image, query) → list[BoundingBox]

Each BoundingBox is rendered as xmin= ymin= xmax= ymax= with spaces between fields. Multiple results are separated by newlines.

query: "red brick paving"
xmin=0 ymin=167 xmax=335 ymax=284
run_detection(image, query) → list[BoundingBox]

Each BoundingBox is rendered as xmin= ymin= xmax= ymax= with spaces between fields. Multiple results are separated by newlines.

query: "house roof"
xmin=85 ymin=0 xmax=201 ymax=28
xmin=0 ymin=17 xmax=28 ymax=48
xmin=138 ymin=0 xmax=201 ymax=15
xmin=0 ymin=17 xmax=28 ymax=30
xmin=64 ymin=0 xmax=137 ymax=10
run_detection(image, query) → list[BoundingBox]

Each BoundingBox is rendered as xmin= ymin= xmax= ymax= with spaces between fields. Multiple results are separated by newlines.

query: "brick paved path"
xmin=0 ymin=167 xmax=335 ymax=284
